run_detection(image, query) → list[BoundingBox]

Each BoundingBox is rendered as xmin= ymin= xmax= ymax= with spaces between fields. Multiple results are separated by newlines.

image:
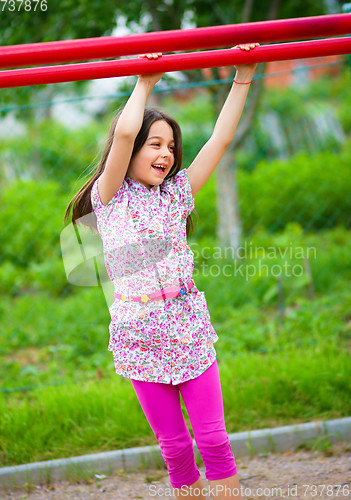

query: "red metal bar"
xmin=0 ymin=13 xmax=350 ymax=69
xmin=0 ymin=37 xmax=350 ymax=89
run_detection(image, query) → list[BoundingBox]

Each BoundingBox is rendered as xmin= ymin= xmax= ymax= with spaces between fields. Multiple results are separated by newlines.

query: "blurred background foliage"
xmin=1 ymin=62 xmax=350 ymax=393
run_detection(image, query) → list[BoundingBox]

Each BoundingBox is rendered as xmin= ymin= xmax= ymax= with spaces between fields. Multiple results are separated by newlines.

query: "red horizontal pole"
xmin=0 ymin=13 xmax=351 ymax=69
xmin=0 ymin=37 xmax=350 ymax=89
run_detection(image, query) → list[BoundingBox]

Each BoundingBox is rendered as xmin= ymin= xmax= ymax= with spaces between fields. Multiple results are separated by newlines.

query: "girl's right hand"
xmin=138 ymin=53 xmax=165 ymax=87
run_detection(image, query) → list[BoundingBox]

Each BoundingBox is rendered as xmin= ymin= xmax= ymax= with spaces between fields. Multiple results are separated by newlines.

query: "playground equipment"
xmin=0 ymin=13 xmax=350 ymax=88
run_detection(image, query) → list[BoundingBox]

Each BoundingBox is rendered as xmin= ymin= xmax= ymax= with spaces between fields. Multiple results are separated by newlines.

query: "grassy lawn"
xmin=0 ymin=335 xmax=349 ymax=467
xmin=1 ymin=226 xmax=350 ymax=467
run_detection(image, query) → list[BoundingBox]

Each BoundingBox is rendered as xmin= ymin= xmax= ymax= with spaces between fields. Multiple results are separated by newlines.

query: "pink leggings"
xmin=130 ymin=359 xmax=237 ymax=489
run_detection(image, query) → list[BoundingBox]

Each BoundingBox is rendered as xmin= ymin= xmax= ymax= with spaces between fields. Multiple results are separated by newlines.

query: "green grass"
xmin=0 ymin=340 xmax=349 ymax=467
xmin=1 ymin=226 xmax=351 ymax=467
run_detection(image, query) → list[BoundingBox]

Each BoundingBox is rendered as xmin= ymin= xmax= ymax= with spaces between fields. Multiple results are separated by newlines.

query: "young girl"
xmin=65 ymin=43 xmax=258 ymax=499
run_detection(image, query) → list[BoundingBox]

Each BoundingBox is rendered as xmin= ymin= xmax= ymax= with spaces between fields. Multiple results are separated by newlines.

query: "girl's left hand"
xmin=233 ymin=42 xmax=260 ymax=75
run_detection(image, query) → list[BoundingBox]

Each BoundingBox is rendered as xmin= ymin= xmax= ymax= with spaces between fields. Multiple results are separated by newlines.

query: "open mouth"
xmin=152 ymin=164 xmax=167 ymax=175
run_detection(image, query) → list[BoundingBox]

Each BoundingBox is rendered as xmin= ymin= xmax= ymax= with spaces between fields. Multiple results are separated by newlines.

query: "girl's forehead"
xmin=148 ymin=120 xmax=174 ymax=140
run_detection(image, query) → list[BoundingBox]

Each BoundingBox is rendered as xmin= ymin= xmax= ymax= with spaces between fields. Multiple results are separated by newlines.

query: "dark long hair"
xmin=63 ymin=107 xmax=197 ymax=237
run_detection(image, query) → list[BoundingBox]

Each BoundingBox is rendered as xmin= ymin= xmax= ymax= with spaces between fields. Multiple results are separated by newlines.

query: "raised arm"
xmin=187 ymin=43 xmax=259 ymax=198
xmin=98 ymin=55 xmax=164 ymax=206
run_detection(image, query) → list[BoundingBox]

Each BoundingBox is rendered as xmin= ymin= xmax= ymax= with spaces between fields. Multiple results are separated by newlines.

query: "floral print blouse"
xmin=91 ymin=168 xmax=219 ymax=384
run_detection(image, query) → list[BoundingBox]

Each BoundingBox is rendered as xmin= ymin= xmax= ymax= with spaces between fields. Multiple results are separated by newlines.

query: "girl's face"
xmin=126 ymin=120 xmax=175 ymax=190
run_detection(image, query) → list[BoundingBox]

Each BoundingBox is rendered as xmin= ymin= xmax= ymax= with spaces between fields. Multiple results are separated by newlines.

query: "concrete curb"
xmin=1 ymin=416 xmax=350 ymax=490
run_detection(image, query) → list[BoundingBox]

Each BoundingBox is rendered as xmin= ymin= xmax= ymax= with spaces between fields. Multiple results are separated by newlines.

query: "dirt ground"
xmin=1 ymin=441 xmax=350 ymax=499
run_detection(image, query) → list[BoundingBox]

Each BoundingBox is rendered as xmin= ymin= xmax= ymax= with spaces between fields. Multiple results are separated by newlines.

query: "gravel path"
xmin=1 ymin=442 xmax=350 ymax=499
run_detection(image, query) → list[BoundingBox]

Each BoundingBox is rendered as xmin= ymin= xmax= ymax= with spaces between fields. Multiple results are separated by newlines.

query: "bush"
xmin=237 ymin=140 xmax=351 ymax=234
xmin=0 ymin=180 xmax=65 ymax=266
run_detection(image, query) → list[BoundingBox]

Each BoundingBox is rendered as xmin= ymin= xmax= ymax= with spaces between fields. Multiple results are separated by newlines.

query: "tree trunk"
xmin=215 ymin=143 xmax=241 ymax=250
xmin=214 ymin=67 xmax=265 ymax=251
xmin=214 ymin=0 xmax=280 ymax=250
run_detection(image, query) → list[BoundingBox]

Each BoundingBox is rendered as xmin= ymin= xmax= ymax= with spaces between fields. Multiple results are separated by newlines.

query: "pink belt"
xmin=114 ymin=279 xmax=198 ymax=303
